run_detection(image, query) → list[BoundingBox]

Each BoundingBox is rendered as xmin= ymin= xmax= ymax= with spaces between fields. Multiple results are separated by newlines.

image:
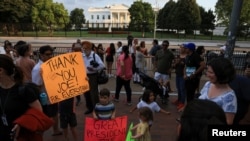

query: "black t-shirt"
xmin=185 ymin=52 xmax=203 ymax=77
xmin=0 ymin=83 xmax=38 ymax=140
xmin=229 ymin=75 xmax=250 ymax=124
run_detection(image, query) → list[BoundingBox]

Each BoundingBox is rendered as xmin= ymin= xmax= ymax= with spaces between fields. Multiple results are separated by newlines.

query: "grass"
xmin=0 ymin=30 xmax=249 ymax=41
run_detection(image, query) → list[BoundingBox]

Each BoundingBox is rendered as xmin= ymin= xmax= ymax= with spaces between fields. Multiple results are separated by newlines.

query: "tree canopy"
xmin=70 ymin=8 xmax=86 ymax=30
xmin=128 ymin=1 xmax=154 ymax=33
xmin=215 ymin=0 xmax=250 ymax=36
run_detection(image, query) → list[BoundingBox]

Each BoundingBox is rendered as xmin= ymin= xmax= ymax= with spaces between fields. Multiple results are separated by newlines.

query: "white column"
xmin=118 ymin=12 xmax=120 ymax=24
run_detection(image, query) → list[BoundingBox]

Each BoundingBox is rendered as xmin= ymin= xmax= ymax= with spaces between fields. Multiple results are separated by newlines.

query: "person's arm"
xmin=225 ymin=113 xmax=235 ymax=125
xmin=29 ymin=100 xmax=43 ymax=112
xmin=130 ymin=123 xmax=139 ymax=131
xmin=159 ymin=109 xmax=171 ymax=115
xmin=93 ymin=110 xmax=98 ymax=119
xmin=130 ymin=106 xmax=137 ymax=113
xmin=111 ymin=109 xmax=116 ymax=119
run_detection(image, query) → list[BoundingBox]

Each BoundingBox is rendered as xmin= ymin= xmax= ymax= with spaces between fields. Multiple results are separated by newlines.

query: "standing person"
xmin=176 ymin=99 xmax=227 ymax=141
xmin=135 ymin=46 xmax=151 ymax=80
xmin=140 ymin=41 xmax=148 ymax=56
xmin=172 ymin=45 xmax=187 ymax=110
xmin=127 ymin=33 xmax=134 ymax=47
xmin=93 ymin=88 xmax=116 ymax=120
xmin=229 ymin=67 xmax=250 ymax=125
xmin=105 ymin=43 xmax=116 ymax=77
xmin=0 ymin=54 xmax=43 ymax=141
xmin=96 ymin=43 xmax=105 ymax=61
xmin=82 ymin=41 xmax=105 ymax=114
xmin=130 ymin=39 xmax=139 ymax=83
xmin=31 ymin=45 xmax=62 ymax=136
xmin=3 ymin=40 xmax=16 ymax=62
xmin=71 ymin=43 xmax=82 ymax=106
xmin=154 ymin=40 xmax=175 ymax=93
xmin=15 ymin=42 xmax=36 ymax=82
xmin=114 ymin=45 xmax=133 ymax=106
xmin=199 ymin=58 xmax=237 ymax=125
xmin=116 ymin=41 xmax=123 ymax=56
xmin=183 ymin=43 xmax=206 ymax=102
xmin=59 ymin=98 xmax=78 ymax=141
xmin=195 ymin=45 xmax=206 ymax=93
xmin=149 ymin=39 xmax=160 ymax=71
xmin=131 ymin=107 xmax=153 ymax=141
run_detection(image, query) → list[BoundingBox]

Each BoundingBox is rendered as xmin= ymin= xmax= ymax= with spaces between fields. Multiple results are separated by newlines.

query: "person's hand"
xmin=166 ymin=112 xmax=171 ymax=115
xmin=87 ymin=66 xmax=94 ymax=71
xmin=245 ymin=68 xmax=250 ymax=77
xmin=11 ymin=124 xmax=20 ymax=139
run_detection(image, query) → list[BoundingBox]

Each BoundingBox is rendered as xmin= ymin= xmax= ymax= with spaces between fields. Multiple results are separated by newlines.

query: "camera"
xmin=90 ymin=60 xmax=99 ymax=68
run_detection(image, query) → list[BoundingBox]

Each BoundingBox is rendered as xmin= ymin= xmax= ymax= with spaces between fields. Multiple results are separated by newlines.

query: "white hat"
xmin=220 ymin=45 xmax=226 ymax=51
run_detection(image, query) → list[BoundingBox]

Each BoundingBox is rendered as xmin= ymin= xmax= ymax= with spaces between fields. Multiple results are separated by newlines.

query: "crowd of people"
xmin=0 ymin=38 xmax=250 ymax=141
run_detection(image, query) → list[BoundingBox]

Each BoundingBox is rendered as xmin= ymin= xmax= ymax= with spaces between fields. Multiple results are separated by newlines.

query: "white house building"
xmin=86 ymin=4 xmax=130 ymax=28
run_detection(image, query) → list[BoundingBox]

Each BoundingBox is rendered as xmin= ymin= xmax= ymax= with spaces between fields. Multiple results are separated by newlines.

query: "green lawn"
xmin=1 ymin=30 xmax=249 ymax=41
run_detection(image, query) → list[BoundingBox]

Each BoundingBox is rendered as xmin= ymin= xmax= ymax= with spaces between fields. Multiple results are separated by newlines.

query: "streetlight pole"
xmin=153 ymin=0 xmax=159 ymax=39
xmin=225 ymin=0 xmax=243 ymax=60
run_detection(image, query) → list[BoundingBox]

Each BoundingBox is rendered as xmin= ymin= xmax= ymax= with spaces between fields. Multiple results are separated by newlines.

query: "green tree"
xmin=171 ymin=0 xmax=201 ymax=34
xmin=157 ymin=0 xmax=176 ymax=30
xmin=215 ymin=0 xmax=250 ymax=37
xmin=199 ymin=7 xmax=216 ymax=35
xmin=70 ymin=8 xmax=86 ymax=30
xmin=0 ymin=0 xmax=36 ymax=35
xmin=31 ymin=0 xmax=69 ymax=36
xmin=128 ymin=1 xmax=154 ymax=37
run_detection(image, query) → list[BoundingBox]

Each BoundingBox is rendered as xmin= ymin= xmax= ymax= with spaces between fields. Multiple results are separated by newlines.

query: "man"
xmin=229 ymin=65 xmax=250 ymax=124
xmin=82 ymin=41 xmax=105 ymax=114
xmin=154 ymin=40 xmax=175 ymax=93
xmin=31 ymin=45 xmax=62 ymax=136
xmin=183 ymin=43 xmax=206 ymax=102
xmin=149 ymin=39 xmax=161 ymax=70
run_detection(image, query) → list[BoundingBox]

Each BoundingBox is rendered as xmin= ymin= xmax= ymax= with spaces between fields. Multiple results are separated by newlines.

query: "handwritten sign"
xmin=41 ymin=52 xmax=89 ymax=104
xmin=84 ymin=116 xmax=128 ymax=141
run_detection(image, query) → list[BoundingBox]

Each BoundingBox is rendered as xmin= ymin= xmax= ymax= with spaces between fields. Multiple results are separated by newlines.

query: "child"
xmin=131 ymin=107 xmax=153 ymax=141
xmin=130 ymin=89 xmax=171 ymax=115
xmin=59 ymin=97 xmax=78 ymax=141
xmin=130 ymin=89 xmax=170 ymax=129
xmin=93 ymin=88 xmax=116 ymax=120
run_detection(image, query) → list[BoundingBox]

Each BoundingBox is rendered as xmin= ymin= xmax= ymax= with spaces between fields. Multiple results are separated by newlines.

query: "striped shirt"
xmin=94 ymin=102 xmax=115 ymax=120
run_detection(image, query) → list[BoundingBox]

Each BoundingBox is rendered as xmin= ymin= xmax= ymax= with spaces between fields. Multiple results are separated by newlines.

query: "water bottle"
xmin=39 ymin=93 xmax=48 ymax=106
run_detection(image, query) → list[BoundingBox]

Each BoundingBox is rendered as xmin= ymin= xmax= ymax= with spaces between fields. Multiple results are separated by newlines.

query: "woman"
xmin=172 ymin=44 xmax=187 ymax=110
xmin=96 ymin=43 xmax=105 ymax=61
xmin=0 ymin=54 xmax=43 ymax=141
xmin=15 ymin=41 xmax=36 ymax=82
xmin=105 ymin=43 xmax=116 ymax=77
xmin=199 ymin=58 xmax=237 ymax=125
xmin=114 ymin=46 xmax=133 ymax=106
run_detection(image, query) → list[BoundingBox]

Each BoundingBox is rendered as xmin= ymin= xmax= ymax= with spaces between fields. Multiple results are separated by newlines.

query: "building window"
xmin=108 ymin=15 xmax=110 ymax=19
xmin=103 ymin=15 xmax=105 ymax=20
xmin=97 ymin=15 xmax=99 ymax=20
xmin=91 ymin=15 xmax=94 ymax=19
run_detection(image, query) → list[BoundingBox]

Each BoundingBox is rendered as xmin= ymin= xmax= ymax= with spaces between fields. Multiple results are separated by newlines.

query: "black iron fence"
xmin=31 ymin=46 xmax=250 ymax=76
xmin=1 ymin=22 xmax=250 ymax=41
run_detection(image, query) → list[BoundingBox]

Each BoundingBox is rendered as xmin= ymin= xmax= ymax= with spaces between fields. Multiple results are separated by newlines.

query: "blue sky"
xmin=54 ymin=0 xmax=217 ymax=15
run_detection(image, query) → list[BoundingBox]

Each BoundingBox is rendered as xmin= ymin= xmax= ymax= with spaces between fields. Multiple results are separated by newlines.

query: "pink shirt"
xmin=116 ymin=53 xmax=133 ymax=80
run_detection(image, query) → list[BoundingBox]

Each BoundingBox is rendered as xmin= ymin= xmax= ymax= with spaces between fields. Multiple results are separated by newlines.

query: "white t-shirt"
xmin=137 ymin=100 xmax=161 ymax=113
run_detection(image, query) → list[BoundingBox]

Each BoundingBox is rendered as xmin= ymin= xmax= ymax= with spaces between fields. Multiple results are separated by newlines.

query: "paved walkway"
xmin=43 ymin=74 xmax=208 ymax=141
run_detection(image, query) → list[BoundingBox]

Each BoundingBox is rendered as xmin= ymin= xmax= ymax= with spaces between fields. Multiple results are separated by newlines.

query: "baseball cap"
xmin=183 ymin=43 xmax=196 ymax=51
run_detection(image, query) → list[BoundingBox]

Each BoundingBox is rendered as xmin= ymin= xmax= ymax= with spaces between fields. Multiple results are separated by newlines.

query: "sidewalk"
xmin=43 ymin=74 xmax=208 ymax=141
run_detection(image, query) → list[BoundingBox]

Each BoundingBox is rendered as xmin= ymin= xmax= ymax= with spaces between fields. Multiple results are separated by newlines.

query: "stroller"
xmin=137 ymin=71 xmax=169 ymax=104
